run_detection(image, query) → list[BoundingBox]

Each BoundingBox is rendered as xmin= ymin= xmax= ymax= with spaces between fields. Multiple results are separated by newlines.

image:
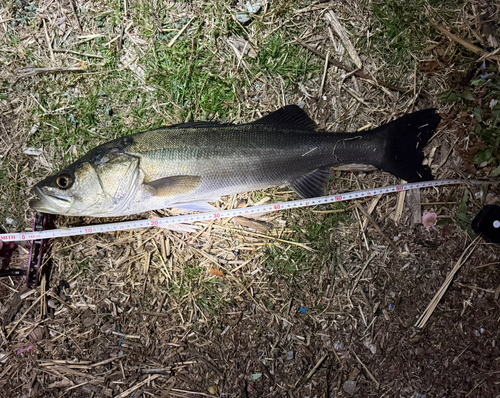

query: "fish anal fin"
xmin=144 ymin=175 xmax=202 ymax=197
xmin=172 ymin=202 xmax=217 ymax=212
xmin=253 ymin=105 xmax=318 ymax=130
xmin=289 ymin=167 xmax=331 ymax=199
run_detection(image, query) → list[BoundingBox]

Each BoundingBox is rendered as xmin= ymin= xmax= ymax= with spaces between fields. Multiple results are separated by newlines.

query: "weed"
xmin=163 ymin=260 xmax=232 ymax=316
xmin=73 ymin=257 xmax=95 ymax=274
xmin=368 ymin=0 xmax=464 ymax=68
xmin=438 ymin=62 xmax=500 ymax=174
xmin=251 ymin=33 xmax=321 ymax=86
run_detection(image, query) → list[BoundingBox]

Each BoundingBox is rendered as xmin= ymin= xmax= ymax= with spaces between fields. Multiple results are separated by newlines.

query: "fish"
xmin=29 ymin=105 xmax=440 ymax=217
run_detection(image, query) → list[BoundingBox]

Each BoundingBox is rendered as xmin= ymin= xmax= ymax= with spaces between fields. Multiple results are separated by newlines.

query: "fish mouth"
xmin=29 ymin=186 xmax=73 ymax=214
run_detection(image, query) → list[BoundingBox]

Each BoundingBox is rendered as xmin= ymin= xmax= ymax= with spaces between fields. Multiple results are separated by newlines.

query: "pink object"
xmin=17 ymin=341 xmax=42 ymax=354
xmin=422 ymin=211 xmax=438 ymax=232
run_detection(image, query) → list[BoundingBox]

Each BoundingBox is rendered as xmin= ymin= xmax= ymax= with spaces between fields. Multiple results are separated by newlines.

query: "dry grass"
xmin=1 ymin=0 xmax=500 ymax=397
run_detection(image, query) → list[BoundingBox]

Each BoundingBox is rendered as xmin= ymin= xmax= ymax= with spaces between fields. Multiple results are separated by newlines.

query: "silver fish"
xmin=30 ymin=106 xmax=440 ymax=217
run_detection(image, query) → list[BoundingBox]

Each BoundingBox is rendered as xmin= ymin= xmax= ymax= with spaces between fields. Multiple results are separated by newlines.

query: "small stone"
xmin=343 ymin=380 xmax=359 ymax=396
xmin=208 ymin=384 xmax=219 ymax=395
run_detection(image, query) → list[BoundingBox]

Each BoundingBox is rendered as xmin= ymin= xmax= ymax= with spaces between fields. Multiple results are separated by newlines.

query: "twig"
xmin=114 ymin=374 xmax=161 ymax=398
xmin=319 ymin=50 xmax=329 ymax=97
xmin=351 ymin=253 xmax=376 ymax=293
xmin=325 ymin=11 xmax=362 ymax=68
xmin=111 ymin=331 xmax=141 ymax=339
xmin=474 ymin=261 xmax=500 ymax=270
xmin=414 ymin=237 xmax=480 ymax=330
xmin=411 ymin=61 xmax=418 ymax=112
xmin=141 ymin=367 xmax=172 ymax=374
xmin=68 ymin=0 xmax=82 ymax=31
xmin=5 ymin=291 xmax=49 ymax=340
xmin=354 ymin=207 xmax=369 ymax=250
xmin=357 ymin=204 xmax=398 ymax=251
xmin=48 ymin=291 xmax=81 ymax=314
xmin=140 ymin=311 xmax=171 ymax=317
xmin=393 ymin=187 xmax=406 ymax=222
xmin=210 ymin=224 xmax=314 ymax=252
xmin=296 ymin=38 xmax=406 ymax=93
xmin=352 ymin=351 xmax=379 ymax=388
xmin=170 ymin=388 xmax=217 ymax=397
xmin=431 ymin=22 xmax=500 ymax=62
xmin=52 ymin=49 xmax=103 ymax=58
xmin=295 ymin=353 xmax=328 ymax=387
xmin=167 ymin=16 xmax=196 ymax=48
xmin=17 ymin=66 xmax=86 ymax=77
xmin=89 ymin=355 xmax=124 ymax=368
xmin=43 ymin=19 xmax=54 ymax=62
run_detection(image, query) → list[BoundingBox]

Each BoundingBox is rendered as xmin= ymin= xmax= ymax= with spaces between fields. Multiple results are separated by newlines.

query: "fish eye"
xmin=56 ymin=175 xmax=72 ymax=189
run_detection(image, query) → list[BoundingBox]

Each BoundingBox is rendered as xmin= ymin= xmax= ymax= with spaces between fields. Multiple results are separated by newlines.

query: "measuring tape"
xmin=0 ymin=179 xmax=463 ymax=242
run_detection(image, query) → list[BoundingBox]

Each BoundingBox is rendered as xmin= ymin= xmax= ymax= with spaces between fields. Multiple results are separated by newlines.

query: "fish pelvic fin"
xmin=253 ymin=105 xmax=318 ymax=130
xmin=144 ymin=175 xmax=202 ymax=197
xmin=375 ymin=109 xmax=440 ymax=182
xmin=289 ymin=167 xmax=331 ymax=199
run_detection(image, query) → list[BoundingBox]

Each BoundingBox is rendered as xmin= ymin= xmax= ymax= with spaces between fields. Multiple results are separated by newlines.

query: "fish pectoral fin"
xmin=144 ymin=175 xmax=202 ymax=197
xmin=172 ymin=202 xmax=218 ymax=212
xmin=289 ymin=167 xmax=331 ymax=199
xmin=252 ymin=105 xmax=318 ymax=130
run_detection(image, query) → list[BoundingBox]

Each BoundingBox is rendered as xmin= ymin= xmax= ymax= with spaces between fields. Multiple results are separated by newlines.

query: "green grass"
xmin=264 ymin=201 xmax=351 ymax=278
xmin=1 ymin=0 xmax=325 ymax=232
xmin=251 ymin=33 xmax=322 ymax=85
xmin=161 ymin=259 xmax=232 ymax=317
xmin=368 ymin=0 xmax=464 ymax=67
xmin=12 ymin=0 xmax=322 ymax=199
xmin=0 ymin=158 xmax=32 ymax=231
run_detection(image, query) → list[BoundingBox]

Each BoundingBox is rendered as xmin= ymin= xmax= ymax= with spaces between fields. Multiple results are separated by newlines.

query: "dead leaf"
xmin=228 ymin=36 xmax=257 ymax=58
xmin=233 ymin=217 xmax=270 ymax=233
xmin=209 ymin=266 xmax=225 ymax=277
xmin=29 ymin=326 xmax=48 ymax=342
xmin=47 ymin=379 xmax=74 ymax=389
xmin=420 ymin=60 xmax=444 ymax=74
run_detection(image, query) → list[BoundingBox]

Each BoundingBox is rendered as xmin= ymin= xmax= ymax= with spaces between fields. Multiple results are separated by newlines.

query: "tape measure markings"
xmin=0 ymin=179 xmax=462 ymax=242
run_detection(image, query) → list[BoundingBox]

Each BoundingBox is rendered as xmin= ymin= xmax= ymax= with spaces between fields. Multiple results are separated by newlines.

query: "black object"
xmin=26 ymin=213 xmax=55 ymax=287
xmin=0 ymin=268 xmax=26 ymax=277
xmin=472 ymin=205 xmax=500 ymax=244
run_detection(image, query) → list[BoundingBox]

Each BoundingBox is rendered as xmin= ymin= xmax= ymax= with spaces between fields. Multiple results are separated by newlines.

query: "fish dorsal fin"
xmin=163 ymin=121 xmax=227 ymax=129
xmin=289 ymin=167 xmax=331 ymax=199
xmin=252 ymin=105 xmax=318 ymax=130
xmin=144 ymin=175 xmax=201 ymax=197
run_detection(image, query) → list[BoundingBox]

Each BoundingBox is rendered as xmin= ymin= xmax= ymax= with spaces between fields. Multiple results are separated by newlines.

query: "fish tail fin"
xmin=374 ymin=108 xmax=440 ymax=182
